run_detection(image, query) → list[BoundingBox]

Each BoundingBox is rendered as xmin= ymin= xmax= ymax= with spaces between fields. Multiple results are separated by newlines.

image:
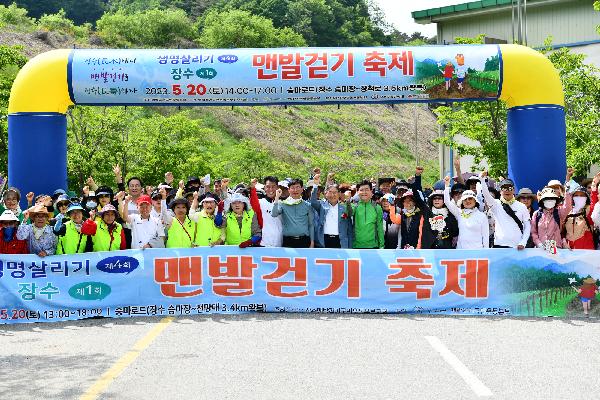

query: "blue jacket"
xmin=310 ymin=187 xmax=353 ymax=248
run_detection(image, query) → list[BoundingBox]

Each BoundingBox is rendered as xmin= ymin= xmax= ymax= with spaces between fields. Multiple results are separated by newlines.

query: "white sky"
xmin=372 ymin=0 xmax=471 ymax=37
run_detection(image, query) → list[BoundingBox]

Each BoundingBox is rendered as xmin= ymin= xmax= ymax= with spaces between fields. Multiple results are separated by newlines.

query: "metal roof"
xmin=412 ymin=0 xmax=558 ymax=22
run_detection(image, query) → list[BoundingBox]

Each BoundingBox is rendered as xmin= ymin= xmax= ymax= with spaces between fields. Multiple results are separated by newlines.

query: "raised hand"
xmin=86 ymin=176 xmax=95 ymax=186
xmin=193 ymin=191 xmax=199 ymax=200
xmin=444 ymin=175 xmax=451 ymax=187
xmin=159 ymin=187 xmax=167 ymax=200
xmin=415 ymin=166 xmax=424 ymax=176
xmin=82 ymin=186 xmax=90 ymax=196
xmin=250 ymin=178 xmax=258 ymax=189
xmin=275 ymin=188 xmax=282 ymax=200
xmin=566 ymin=166 xmax=575 ymax=180
xmin=593 ymin=172 xmax=600 ymax=186
xmin=313 ymin=173 xmax=321 ymax=185
xmin=26 ymin=192 xmax=34 ymax=204
xmin=115 ymin=191 xmax=126 ymax=202
xmin=222 ymin=178 xmax=230 ymax=188
xmin=178 ymin=180 xmax=184 ymax=190
xmin=453 ymin=153 xmax=461 ymax=169
xmin=89 ymin=210 xmax=96 ymax=220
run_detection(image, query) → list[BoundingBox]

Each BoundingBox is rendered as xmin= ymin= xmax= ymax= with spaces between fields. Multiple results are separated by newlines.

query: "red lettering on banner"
xmin=305 ymin=53 xmax=328 ymax=79
xmin=331 ymin=53 xmax=354 ymax=77
xmin=388 ymin=51 xmax=414 ymax=76
xmin=386 ymin=258 xmax=434 ymax=299
xmin=363 ymin=51 xmax=387 ymax=76
xmin=314 ymin=259 xmax=361 ymax=298
xmin=252 ymin=54 xmax=278 ymax=79
xmin=363 ymin=50 xmax=414 ymax=77
xmin=439 ymin=259 xmax=489 ymax=298
xmin=154 ymin=257 xmax=202 ymax=298
xmin=261 ymin=257 xmax=308 ymax=297
xmin=279 ymin=53 xmax=304 ymax=80
xmin=252 ymin=52 xmax=355 ymax=80
xmin=208 ymin=255 xmax=258 ymax=296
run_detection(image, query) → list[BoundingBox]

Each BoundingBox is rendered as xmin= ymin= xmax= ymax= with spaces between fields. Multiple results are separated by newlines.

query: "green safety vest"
xmin=166 ymin=217 xmax=196 ymax=248
xmin=225 ymin=210 xmax=254 ymax=245
xmin=56 ymin=221 xmax=88 ymax=255
xmin=92 ymin=221 xmax=123 ymax=252
xmin=194 ymin=211 xmax=223 ymax=247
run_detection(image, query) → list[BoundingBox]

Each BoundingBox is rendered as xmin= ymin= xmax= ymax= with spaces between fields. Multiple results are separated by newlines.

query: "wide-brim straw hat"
xmin=583 ymin=277 xmax=596 ymax=284
xmin=516 ymin=188 xmax=536 ymax=200
xmin=27 ymin=205 xmax=53 ymax=219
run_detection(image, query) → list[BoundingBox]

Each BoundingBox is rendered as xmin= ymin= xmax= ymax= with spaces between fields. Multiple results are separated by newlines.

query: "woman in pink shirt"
xmin=531 ymin=187 xmax=572 ymax=250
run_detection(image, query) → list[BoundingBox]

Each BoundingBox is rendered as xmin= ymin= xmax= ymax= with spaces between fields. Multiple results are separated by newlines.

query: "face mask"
xmin=3 ymin=226 xmax=15 ymax=241
xmin=462 ymin=208 xmax=475 ymax=215
xmin=402 ymin=207 xmax=416 ymax=215
xmin=543 ymin=199 xmax=556 ymax=209
xmin=573 ymin=197 xmax=587 ymax=210
xmin=86 ymin=201 xmax=98 ymax=210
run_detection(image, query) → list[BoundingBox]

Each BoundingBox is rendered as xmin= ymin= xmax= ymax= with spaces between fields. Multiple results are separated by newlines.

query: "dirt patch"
xmin=425 ymin=81 xmax=496 ymax=100
xmin=565 ymin=296 xmax=599 ymax=318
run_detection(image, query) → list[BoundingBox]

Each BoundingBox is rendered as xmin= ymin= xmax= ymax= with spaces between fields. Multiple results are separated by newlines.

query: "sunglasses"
xmin=501 ymin=186 xmax=514 ymax=191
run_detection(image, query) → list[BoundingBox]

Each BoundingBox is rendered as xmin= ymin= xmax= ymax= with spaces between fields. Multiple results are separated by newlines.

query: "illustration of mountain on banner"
xmin=415 ymin=54 xmax=500 ymax=100
xmin=496 ymin=255 xmax=600 ymax=318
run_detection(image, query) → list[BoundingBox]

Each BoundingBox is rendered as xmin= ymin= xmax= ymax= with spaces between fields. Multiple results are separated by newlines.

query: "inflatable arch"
xmin=8 ymin=44 xmax=565 ymax=202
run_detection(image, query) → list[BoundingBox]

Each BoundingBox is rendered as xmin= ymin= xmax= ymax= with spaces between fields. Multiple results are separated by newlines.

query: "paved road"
xmin=1 ymin=314 xmax=599 ymax=399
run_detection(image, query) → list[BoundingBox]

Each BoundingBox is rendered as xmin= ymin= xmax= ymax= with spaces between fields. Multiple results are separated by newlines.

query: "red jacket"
xmin=0 ymin=230 xmax=28 ymax=254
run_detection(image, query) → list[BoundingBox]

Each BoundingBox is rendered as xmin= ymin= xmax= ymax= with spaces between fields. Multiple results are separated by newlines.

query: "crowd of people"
xmin=0 ymin=161 xmax=599 ymax=256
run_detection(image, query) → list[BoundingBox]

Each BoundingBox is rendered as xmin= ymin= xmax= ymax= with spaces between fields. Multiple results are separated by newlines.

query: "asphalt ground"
xmin=1 ymin=313 xmax=599 ymax=399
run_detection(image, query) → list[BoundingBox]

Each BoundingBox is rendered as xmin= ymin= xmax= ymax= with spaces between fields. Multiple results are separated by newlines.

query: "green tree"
xmin=435 ymin=102 xmax=508 ymax=177
xmin=0 ymin=2 xmax=36 ymax=30
xmin=0 ymin=45 xmax=28 ymax=173
xmin=545 ymin=46 xmax=600 ymax=173
xmin=197 ymin=9 xmax=305 ymax=48
xmin=0 ymin=0 xmax=106 ymax=25
xmin=96 ymin=8 xmax=197 ymax=48
xmin=38 ymin=8 xmax=91 ymax=40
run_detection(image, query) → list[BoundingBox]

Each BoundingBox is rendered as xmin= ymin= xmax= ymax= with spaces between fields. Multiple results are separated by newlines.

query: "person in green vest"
xmin=219 ymin=193 xmax=261 ymax=247
xmin=351 ymin=180 xmax=384 ymax=249
xmin=84 ymin=204 xmax=126 ymax=252
xmin=164 ymin=198 xmax=196 ymax=248
xmin=53 ymin=203 xmax=93 ymax=255
xmin=189 ymin=193 xmax=224 ymax=247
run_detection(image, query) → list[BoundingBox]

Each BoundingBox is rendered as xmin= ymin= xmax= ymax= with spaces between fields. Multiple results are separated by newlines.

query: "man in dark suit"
xmin=309 ymin=173 xmax=353 ymax=248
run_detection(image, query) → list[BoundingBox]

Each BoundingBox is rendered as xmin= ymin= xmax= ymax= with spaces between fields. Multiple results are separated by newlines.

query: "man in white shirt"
xmin=117 ymin=193 xmax=165 ymax=249
xmin=481 ymin=176 xmax=531 ymax=249
xmin=249 ymin=176 xmax=283 ymax=247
